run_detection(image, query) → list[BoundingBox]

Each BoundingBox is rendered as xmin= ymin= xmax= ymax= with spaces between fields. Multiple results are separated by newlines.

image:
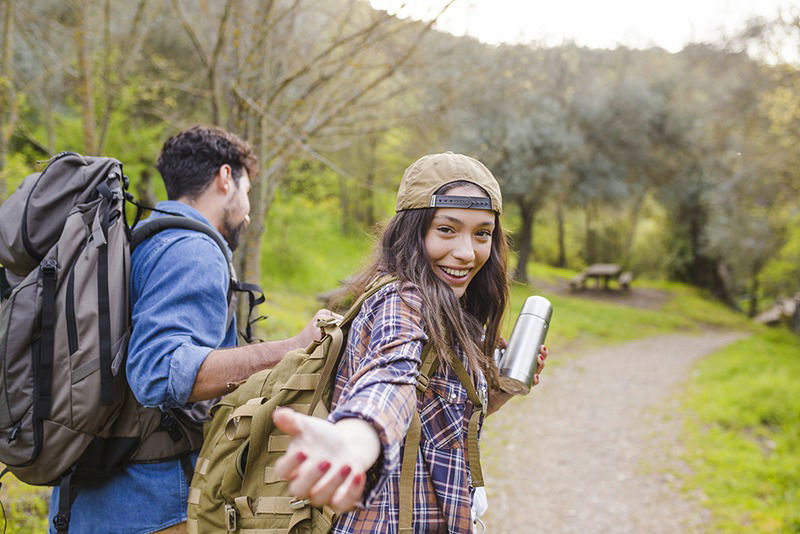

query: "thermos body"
xmin=497 ymin=296 xmax=552 ymax=393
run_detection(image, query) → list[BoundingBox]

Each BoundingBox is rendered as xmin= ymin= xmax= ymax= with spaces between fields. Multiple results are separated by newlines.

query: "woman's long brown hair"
xmin=345 ymin=181 xmax=509 ymax=390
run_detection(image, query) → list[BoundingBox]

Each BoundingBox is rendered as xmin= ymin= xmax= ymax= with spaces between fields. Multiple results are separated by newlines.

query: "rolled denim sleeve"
xmin=328 ymin=283 xmax=427 ymax=503
xmin=128 ymin=233 xmax=229 ymax=410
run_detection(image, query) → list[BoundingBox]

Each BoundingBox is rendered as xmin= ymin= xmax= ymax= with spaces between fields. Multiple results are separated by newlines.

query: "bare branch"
xmin=171 ymin=0 xmax=211 ymax=68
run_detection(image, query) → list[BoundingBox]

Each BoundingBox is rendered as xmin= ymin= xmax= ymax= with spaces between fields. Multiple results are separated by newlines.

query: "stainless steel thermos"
xmin=495 ymin=296 xmax=553 ymax=393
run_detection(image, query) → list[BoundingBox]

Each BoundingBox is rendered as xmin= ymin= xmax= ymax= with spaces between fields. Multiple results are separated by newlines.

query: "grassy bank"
xmin=682 ymin=328 xmax=800 ymax=533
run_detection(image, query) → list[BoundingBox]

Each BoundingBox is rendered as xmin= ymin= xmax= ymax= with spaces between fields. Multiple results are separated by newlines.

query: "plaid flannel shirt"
xmin=328 ymin=281 xmax=487 ymax=534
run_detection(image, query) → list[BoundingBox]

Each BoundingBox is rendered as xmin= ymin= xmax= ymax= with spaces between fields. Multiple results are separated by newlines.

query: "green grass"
xmin=643 ymin=279 xmax=754 ymax=330
xmin=682 ymin=329 xmax=800 ymax=533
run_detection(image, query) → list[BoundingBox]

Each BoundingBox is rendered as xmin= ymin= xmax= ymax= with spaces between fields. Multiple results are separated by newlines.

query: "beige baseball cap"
xmin=395 ymin=152 xmax=502 ymax=214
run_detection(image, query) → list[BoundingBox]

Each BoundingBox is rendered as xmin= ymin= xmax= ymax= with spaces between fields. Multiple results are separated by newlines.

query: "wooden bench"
xmin=569 ymin=272 xmax=587 ymax=291
xmin=618 ymin=271 xmax=633 ymax=290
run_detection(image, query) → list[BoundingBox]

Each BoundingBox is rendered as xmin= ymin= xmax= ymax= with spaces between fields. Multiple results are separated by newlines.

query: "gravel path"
xmin=480 ymin=331 xmax=744 ymax=534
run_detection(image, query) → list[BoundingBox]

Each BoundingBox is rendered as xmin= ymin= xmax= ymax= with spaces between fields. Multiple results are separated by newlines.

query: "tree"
xmin=0 ymin=0 xmax=20 ymax=198
xmin=167 ymin=0 xmax=454 ymax=298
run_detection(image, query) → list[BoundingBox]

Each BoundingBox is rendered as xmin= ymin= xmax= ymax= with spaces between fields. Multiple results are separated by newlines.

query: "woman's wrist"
xmin=334 ymin=418 xmax=381 ymax=471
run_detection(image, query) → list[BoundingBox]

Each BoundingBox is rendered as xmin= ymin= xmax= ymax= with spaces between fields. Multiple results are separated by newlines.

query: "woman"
xmin=273 ymin=152 xmax=546 ymax=533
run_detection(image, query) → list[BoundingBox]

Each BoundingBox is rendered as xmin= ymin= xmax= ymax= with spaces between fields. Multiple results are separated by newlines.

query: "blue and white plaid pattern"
xmin=328 ymin=281 xmax=487 ymax=534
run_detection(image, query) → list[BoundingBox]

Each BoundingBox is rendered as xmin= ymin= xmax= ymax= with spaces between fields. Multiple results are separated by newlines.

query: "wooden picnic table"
xmin=585 ymin=263 xmax=622 ymax=289
xmin=570 ymin=263 xmax=632 ymax=291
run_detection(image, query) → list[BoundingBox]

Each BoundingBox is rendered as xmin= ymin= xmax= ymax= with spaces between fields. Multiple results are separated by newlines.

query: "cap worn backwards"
xmin=394 ymin=152 xmax=503 ymax=214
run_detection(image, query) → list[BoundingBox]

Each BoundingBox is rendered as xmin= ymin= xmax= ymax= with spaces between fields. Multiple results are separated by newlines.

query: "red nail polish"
xmin=339 ymin=465 xmax=352 ymax=477
xmin=295 ymin=452 xmax=307 ymax=462
xmin=318 ymin=461 xmax=331 ymax=472
xmin=352 ymin=473 xmax=364 ymax=485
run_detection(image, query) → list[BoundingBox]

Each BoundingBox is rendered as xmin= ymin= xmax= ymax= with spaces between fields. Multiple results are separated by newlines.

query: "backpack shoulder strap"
xmin=339 ymin=274 xmax=397 ymax=327
xmin=131 ymin=216 xmax=231 ymax=262
xmin=131 ymin=215 xmax=244 ymax=333
xmin=306 ymin=275 xmax=397 ymax=415
xmin=398 ymin=345 xmax=486 ymax=532
xmin=399 ymin=343 xmax=437 ymax=533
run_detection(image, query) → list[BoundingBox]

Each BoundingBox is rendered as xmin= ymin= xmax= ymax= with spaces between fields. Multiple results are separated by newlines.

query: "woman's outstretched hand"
xmin=272 ymin=407 xmax=380 ymax=514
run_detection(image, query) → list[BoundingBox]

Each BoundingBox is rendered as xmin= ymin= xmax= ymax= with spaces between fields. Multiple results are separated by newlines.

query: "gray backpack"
xmin=0 ymin=152 xmax=263 ymax=532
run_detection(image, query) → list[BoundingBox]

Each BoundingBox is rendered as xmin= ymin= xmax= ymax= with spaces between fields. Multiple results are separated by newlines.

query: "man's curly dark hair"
xmin=156 ymin=125 xmax=258 ymax=200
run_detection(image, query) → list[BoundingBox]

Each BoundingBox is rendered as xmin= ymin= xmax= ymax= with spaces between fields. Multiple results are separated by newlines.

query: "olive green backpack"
xmin=187 ymin=276 xmax=485 ymax=534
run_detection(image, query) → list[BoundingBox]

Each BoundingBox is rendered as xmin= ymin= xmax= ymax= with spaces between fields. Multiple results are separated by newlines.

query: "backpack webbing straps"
xmin=35 ymin=257 xmax=58 ymax=420
xmin=52 ymin=469 xmax=76 ymax=533
xmin=97 ymin=195 xmax=116 ymax=405
xmin=307 ymin=323 xmax=345 ymax=417
xmin=398 ymin=346 xmax=486 ymax=531
xmin=398 ymin=344 xmax=437 ymax=533
xmin=131 ymin=216 xmax=267 ymax=344
xmin=307 ymin=276 xmax=396 ymax=416
xmin=449 ymin=355 xmax=485 ymax=488
xmin=233 ymin=281 xmax=266 ymax=344
xmin=340 ymin=275 xmax=397 ymax=325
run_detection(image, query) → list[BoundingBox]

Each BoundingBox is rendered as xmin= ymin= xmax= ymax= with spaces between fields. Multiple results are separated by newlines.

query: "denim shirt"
xmin=49 ymin=201 xmax=238 ymax=533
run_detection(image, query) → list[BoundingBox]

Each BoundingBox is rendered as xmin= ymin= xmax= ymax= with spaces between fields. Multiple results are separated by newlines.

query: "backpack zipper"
xmin=7 ymin=421 xmax=21 ymax=443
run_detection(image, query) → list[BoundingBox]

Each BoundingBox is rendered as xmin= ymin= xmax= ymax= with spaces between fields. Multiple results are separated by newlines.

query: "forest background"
xmin=1 ymin=0 xmax=800 ymax=532
xmin=1 ymin=0 xmax=800 ymax=315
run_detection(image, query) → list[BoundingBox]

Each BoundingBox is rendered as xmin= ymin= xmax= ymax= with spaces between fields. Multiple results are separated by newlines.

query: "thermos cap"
xmin=520 ymin=296 xmax=553 ymax=322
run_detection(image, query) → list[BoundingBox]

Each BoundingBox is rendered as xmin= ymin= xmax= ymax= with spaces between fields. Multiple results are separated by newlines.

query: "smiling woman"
xmin=270 ymin=152 xmax=547 ymax=533
xmin=425 ymin=184 xmax=496 ymax=299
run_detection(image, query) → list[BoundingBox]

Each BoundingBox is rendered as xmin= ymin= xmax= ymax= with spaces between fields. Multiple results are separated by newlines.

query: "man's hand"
xmin=188 ymin=309 xmax=341 ymax=402
xmin=295 ymin=309 xmax=341 ymax=348
xmin=272 ymin=407 xmax=379 ymax=514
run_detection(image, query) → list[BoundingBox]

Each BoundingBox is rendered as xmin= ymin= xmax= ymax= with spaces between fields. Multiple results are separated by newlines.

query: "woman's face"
xmin=423 ymin=185 xmax=495 ymax=299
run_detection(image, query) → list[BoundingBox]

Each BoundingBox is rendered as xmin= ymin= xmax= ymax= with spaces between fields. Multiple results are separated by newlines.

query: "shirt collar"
xmin=150 ymin=200 xmax=232 ymax=256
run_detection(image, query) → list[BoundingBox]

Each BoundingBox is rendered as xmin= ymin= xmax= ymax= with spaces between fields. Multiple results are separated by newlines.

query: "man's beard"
xmin=221 ymin=212 xmax=247 ymax=251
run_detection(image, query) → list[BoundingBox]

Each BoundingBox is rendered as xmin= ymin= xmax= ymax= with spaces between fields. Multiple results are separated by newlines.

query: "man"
xmin=49 ymin=126 xmax=323 ymax=533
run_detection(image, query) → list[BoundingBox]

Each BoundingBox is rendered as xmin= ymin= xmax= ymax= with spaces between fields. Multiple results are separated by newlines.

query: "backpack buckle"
xmin=53 ymin=512 xmax=70 ymax=532
xmin=289 ymin=498 xmax=310 ymax=510
xmin=225 ymin=503 xmax=238 ymax=531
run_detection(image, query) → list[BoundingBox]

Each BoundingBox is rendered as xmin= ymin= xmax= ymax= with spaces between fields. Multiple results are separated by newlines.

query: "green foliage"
xmin=0 ymin=471 xmax=50 ymax=534
xmin=682 ymin=329 xmax=800 ymax=533
xmin=762 ymin=214 xmax=800 ymax=297
xmin=259 ymin=192 xmax=374 ymax=339
xmin=0 ymin=152 xmax=34 ymax=200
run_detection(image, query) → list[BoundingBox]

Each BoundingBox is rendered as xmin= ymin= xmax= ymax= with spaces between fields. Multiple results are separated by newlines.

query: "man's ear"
xmin=214 ymin=164 xmax=233 ymax=195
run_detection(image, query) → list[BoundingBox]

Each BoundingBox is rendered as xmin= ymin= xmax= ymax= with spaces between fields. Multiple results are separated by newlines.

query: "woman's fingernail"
xmin=295 ymin=452 xmax=307 ymax=462
xmin=339 ymin=465 xmax=352 ymax=477
xmin=352 ymin=473 xmax=364 ymax=485
xmin=318 ymin=461 xmax=331 ymax=472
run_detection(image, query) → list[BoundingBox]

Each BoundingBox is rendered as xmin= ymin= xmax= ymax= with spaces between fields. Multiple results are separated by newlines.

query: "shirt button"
xmin=450 ymin=393 xmax=456 ymax=401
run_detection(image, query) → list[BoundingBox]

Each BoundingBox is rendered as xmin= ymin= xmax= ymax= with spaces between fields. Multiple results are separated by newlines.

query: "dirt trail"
xmin=480 ymin=331 xmax=744 ymax=534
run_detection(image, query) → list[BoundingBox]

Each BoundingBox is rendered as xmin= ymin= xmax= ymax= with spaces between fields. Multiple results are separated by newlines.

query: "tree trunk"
xmin=75 ymin=4 xmax=96 ymax=154
xmin=362 ymin=135 xmax=378 ymax=228
xmin=0 ymin=0 xmax=14 ymax=198
xmin=790 ymin=295 xmax=800 ymax=336
xmin=747 ymin=268 xmax=759 ymax=318
xmin=135 ymin=169 xmax=156 ymax=208
xmin=584 ymin=204 xmax=597 ymax=265
xmin=624 ymin=187 xmax=647 ymax=265
xmin=512 ymin=199 xmax=535 ymax=284
xmin=339 ymin=172 xmax=351 ymax=235
xmin=555 ymin=201 xmax=566 ymax=268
